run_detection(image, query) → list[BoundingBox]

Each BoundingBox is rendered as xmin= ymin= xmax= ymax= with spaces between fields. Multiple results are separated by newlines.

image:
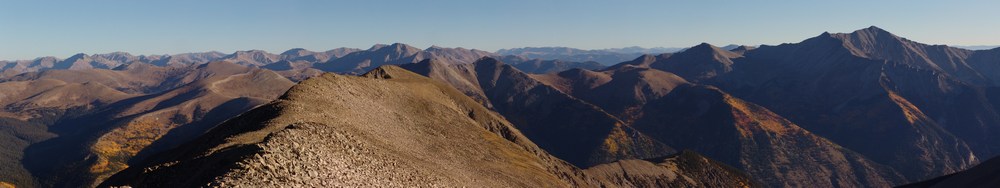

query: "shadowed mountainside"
xmin=596 ymin=27 xmax=1000 ymax=184
xmin=899 ymin=156 xmax=1000 ymax=188
xmin=400 ymin=58 xmax=675 ymax=167
xmin=631 ymin=85 xmax=905 ymax=187
xmin=402 ymin=57 xmax=901 ymax=187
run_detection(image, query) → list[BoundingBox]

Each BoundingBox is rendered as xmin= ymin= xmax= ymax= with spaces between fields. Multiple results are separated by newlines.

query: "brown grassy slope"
xmin=101 ymin=69 xmax=588 ymax=187
xmin=84 ymin=68 xmax=294 ymax=186
xmin=1 ymin=62 xmax=188 ymax=94
xmin=102 ymin=67 xmax=757 ymax=187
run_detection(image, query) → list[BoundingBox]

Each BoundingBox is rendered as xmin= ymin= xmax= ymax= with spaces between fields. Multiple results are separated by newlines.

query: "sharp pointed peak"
xmin=690 ymin=42 xmax=720 ymax=50
xmin=861 ymin=25 xmax=888 ymax=32
xmin=813 ymin=31 xmax=835 ymax=39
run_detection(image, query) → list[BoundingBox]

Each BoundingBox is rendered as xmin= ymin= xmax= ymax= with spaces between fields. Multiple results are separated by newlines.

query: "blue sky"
xmin=1 ymin=0 xmax=998 ymax=60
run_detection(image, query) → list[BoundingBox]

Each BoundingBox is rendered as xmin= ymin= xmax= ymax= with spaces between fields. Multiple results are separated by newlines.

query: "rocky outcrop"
xmin=584 ymin=150 xmax=757 ymax=188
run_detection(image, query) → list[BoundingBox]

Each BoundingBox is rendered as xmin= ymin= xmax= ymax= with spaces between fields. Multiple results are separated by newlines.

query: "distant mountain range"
xmin=0 ymin=44 xmax=613 ymax=79
xmin=954 ymin=45 xmax=1000 ymax=50
xmin=494 ymin=45 xmax=757 ymax=65
xmin=3 ymin=26 xmax=1000 ymax=187
xmin=496 ymin=46 xmax=680 ymax=65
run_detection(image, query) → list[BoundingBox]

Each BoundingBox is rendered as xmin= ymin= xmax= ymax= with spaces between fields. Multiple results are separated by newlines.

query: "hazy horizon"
xmin=2 ymin=0 xmax=999 ymax=60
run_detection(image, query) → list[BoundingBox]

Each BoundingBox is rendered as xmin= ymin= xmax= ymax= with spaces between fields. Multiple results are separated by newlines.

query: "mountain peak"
xmin=68 ymin=53 xmax=89 ymax=59
xmin=817 ymin=31 xmax=834 ymax=38
xmin=388 ymin=43 xmax=413 ymax=48
xmin=378 ymin=43 xmax=421 ymax=53
xmin=426 ymin=45 xmax=444 ymax=50
xmin=368 ymin=44 xmax=389 ymax=51
xmin=280 ymin=48 xmax=312 ymax=56
xmin=677 ymin=43 xmax=738 ymax=58
xmin=602 ymin=53 xmax=665 ymax=71
xmin=852 ymin=26 xmax=895 ymax=36
xmin=689 ymin=43 xmax=720 ymax=51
